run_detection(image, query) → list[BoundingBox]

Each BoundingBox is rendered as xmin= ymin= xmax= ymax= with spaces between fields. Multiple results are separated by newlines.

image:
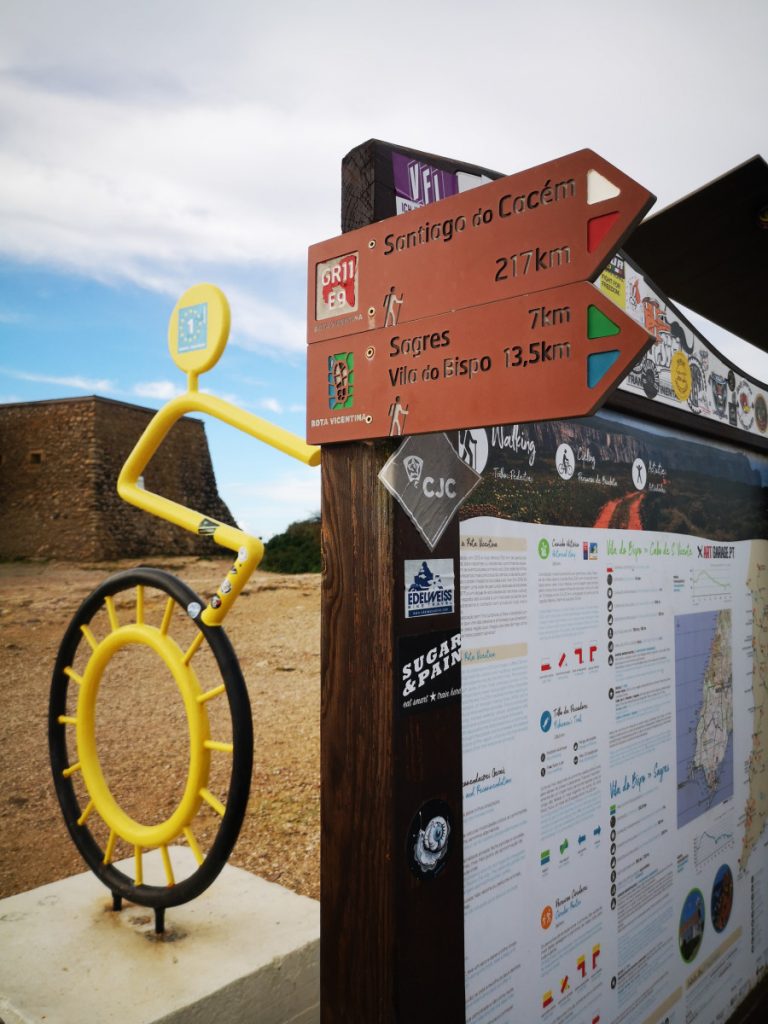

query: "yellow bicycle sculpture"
xmin=49 ymin=285 xmax=319 ymax=928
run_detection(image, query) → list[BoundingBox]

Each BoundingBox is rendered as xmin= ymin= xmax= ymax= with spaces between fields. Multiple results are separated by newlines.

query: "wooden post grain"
xmin=320 ymin=140 xmax=501 ymax=1022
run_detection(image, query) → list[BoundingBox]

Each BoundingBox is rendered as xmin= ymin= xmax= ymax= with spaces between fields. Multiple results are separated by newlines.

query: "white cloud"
xmin=0 ymin=75 xmax=340 ymax=278
xmin=0 ymin=0 xmax=765 ymax=368
xmin=0 ymin=366 xmax=115 ymax=392
xmin=257 ymin=397 xmax=283 ymax=414
xmin=225 ymin=284 xmax=305 ymax=354
xmin=132 ymin=379 xmax=183 ymax=400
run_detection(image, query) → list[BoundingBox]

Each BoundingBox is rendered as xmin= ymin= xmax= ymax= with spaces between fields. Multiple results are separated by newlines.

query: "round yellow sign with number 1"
xmin=168 ymin=283 xmax=231 ymax=378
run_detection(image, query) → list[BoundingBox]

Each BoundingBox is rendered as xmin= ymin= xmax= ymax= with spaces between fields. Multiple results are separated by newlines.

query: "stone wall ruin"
xmin=0 ymin=396 xmax=236 ymax=560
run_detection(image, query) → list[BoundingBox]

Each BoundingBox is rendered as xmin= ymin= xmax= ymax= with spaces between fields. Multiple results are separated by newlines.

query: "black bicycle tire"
xmin=49 ymin=567 xmax=253 ymax=908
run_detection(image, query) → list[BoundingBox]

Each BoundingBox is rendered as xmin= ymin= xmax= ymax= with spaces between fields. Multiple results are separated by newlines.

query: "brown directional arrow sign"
xmin=306 ymin=281 xmax=653 ymax=444
xmin=307 ymin=149 xmax=654 ymax=344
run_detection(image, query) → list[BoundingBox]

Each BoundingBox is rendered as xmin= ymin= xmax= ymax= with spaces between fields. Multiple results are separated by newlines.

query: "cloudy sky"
xmin=1 ymin=0 xmax=766 ymax=538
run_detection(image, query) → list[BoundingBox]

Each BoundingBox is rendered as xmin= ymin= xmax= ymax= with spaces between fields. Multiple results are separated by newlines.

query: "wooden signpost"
xmin=307 ymin=150 xmax=654 ymax=446
xmin=315 ymin=140 xmax=768 ymax=1024
xmin=315 ymin=144 xmax=656 ymax=1023
xmin=307 ymin=281 xmax=651 ymax=443
xmin=308 ymin=150 xmax=654 ymax=345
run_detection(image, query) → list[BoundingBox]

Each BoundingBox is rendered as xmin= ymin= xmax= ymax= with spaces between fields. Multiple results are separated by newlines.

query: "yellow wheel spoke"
xmin=57 ymin=715 xmax=77 ymax=726
xmin=197 ymin=684 xmax=225 ymax=705
xmin=135 ymin=846 xmax=143 ymax=886
xmin=62 ymin=761 xmax=81 ymax=778
xmin=204 ymin=740 xmax=233 ymax=753
xmin=80 ymin=625 xmax=98 ymax=651
xmin=77 ymin=800 xmax=95 ymax=826
xmin=160 ymin=845 xmax=175 ymax=886
xmin=136 ymin=585 xmax=145 ymax=625
xmin=200 ymin=788 xmax=226 ymax=817
xmin=160 ymin=597 xmax=175 ymax=635
xmin=183 ymin=828 xmax=204 ymax=866
xmin=183 ymin=632 xmax=204 ymax=665
xmin=64 ymin=666 xmax=83 ymax=685
xmin=104 ymin=830 xmax=117 ymax=864
xmin=105 ymin=596 xmax=119 ymax=633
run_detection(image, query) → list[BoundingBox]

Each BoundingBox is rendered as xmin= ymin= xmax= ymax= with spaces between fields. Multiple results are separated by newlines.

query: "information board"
xmin=318 ymin=138 xmax=768 ymax=1024
xmin=458 ymin=408 xmax=768 ymax=1024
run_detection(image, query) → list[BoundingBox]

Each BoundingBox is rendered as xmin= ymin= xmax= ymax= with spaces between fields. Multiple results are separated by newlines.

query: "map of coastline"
xmin=740 ymin=541 xmax=768 ymax=871
xmin=676 ymin=609 xmax=733 ymax=829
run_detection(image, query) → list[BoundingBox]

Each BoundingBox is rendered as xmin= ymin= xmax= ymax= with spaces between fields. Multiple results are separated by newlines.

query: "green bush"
xmin=260 ymin=515 xmax=321 ymax=574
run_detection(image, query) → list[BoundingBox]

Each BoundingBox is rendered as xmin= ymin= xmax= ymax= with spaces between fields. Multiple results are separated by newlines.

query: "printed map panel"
xmin=675 ymin=610 xmax=733 ymax=829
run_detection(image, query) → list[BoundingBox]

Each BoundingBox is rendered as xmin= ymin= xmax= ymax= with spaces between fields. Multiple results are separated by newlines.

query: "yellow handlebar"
xmin=118 ymin=390 xmax=320 ymax=627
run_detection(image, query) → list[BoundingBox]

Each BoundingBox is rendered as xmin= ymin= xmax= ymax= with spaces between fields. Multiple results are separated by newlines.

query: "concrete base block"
xmin=0 ymin=849 xmax=319 ymax=1024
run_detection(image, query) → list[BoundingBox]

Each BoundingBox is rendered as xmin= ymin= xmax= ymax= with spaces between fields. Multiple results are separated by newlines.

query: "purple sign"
xmin=392 ymin=152 xmax=459 ymax=214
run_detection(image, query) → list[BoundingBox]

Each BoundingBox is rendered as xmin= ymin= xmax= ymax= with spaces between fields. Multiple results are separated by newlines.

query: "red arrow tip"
xmin=587 ymin=211 xmax=621 ymax=253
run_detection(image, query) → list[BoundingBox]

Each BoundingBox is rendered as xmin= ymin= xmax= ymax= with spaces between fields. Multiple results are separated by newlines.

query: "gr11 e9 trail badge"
xmin=315 ymin=252 xmax=358 ymax=320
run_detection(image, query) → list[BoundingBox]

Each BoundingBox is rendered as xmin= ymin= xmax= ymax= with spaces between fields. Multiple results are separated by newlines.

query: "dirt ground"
xmin=0 ymin=557 xmax=321 ymax=902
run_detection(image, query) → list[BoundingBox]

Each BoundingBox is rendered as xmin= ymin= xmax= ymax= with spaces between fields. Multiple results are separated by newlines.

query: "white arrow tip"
xmin=587 ymin=169 xmax=621 ymax=205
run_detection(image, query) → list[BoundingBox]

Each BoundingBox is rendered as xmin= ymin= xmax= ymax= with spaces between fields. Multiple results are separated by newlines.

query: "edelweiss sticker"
xmin=404 ymin=558 xmax=455 ymax=619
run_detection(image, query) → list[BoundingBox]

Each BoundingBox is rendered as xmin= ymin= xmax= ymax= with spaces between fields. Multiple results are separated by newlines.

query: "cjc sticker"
xmin=379 ymin=433 xmax=481 ymax=550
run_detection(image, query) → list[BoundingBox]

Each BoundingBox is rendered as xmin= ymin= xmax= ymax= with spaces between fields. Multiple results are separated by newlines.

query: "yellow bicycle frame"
xmin=54 ymin=285 xmax=322 ymax=882
xmin=118 ymin=389 xmax=320 ymax=627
